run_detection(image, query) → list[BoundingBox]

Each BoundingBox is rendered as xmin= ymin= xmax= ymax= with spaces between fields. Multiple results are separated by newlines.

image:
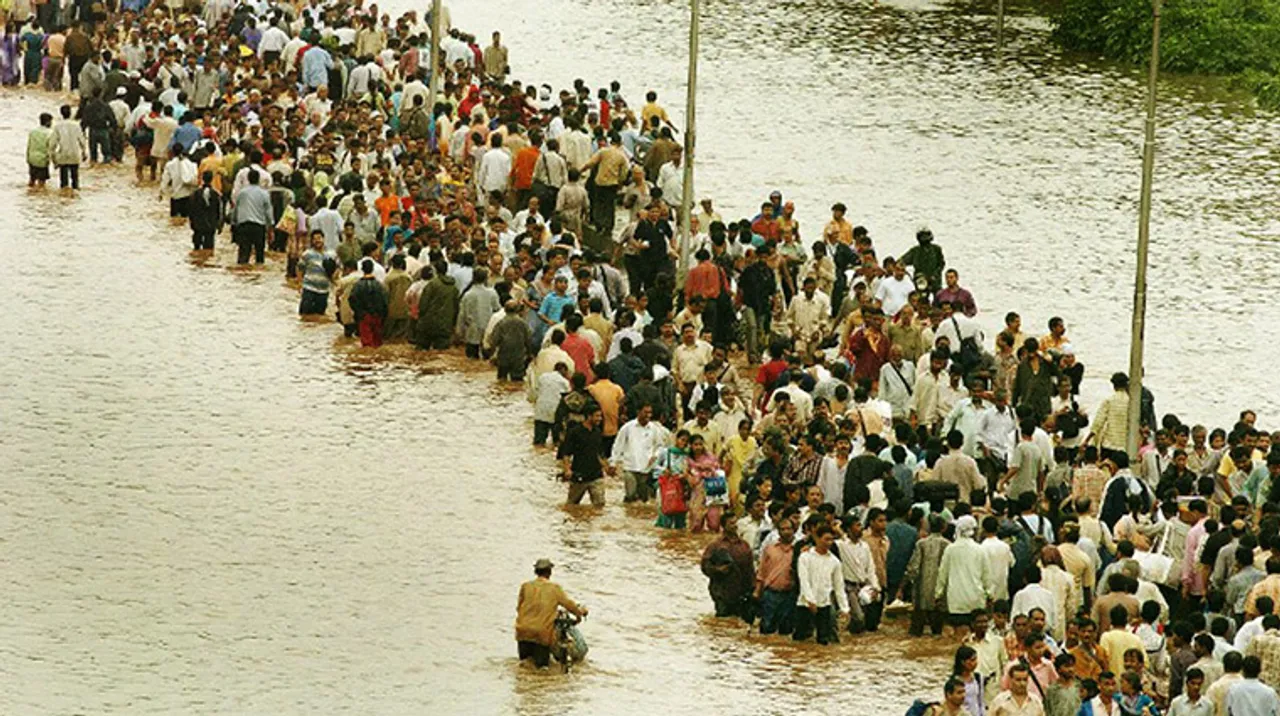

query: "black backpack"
xmin=949 ymin=317 xmax=983 ymax=374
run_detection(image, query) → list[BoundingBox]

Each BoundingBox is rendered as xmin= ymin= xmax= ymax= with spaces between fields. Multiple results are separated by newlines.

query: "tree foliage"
xmin=1051 ymin=0 xmax=1280 ymax=104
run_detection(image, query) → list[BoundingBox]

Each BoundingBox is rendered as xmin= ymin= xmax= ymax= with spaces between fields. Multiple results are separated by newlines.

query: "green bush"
xmin=1051 ymin=0 xmax=1280 ymax=104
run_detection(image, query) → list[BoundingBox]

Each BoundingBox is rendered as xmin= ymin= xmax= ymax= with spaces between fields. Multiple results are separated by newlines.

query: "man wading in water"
xmin=515 ymin=558 xmax=587 ymax=669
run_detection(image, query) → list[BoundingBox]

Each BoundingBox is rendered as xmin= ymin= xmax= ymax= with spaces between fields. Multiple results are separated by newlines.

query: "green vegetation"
xmin=1050 ymin=0 xmax=1280 ymax=106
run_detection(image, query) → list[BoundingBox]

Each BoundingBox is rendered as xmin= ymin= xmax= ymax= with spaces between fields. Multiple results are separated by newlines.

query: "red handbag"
xmin=658 ymin=473 xmax=688 ymax=516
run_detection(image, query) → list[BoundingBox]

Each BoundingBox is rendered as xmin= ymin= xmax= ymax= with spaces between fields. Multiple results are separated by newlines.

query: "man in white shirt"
xmin=657 ymin=148 xmax=684 ymax=207
xmin=944 ymin=387 xmax=993 ymax=458
xmin=282 ymin=35 xmax=308 ymax=71
xmin=402 ymin=75 xmax=428 ymax=114
xmin=443 ymin=30 xmax=472 ymax=69
xmin=980 ymin=517 xmax=1015 ymax=602
xmin=1226 ymin=657 xmax=1280 ymax=716
xmin=835 ymin=515 xmax=879 ymax=634
xmin=1234 ymin=596 xmax=1274 ymax=653
xmin=610 ymin=404 xmax=670 ymax=503
xmin=545 ymin=107 xmax=566 ymax=141
xmin=258 ymin=21 xmax=290 ymax=61
xmin=977 ymin=391 xmax=1017 ymax=478
xmin=559 ymin=121 xmax=593 ymax=171
xmin=736 ymin=494 xmax=769 ymax=557
xmin=794 ymin=524 xmax=849 ymax=644
xmin=989 ymin=664 xmax=1046 ymax=716
xmin=309 ymin=204 xmax=343 ymax=251
xmin=935 ymin=515 xmax=992 ymax=639
xmin=874 ymin=261 xmax=914 ymax=317
xmin=158 ymin=146 xmax=198 ymax=213
xmin=784 ymin=277 xmax=831 ymax=355
xmin=1011 ymin=565 xmax=1061 ymax=636
xmin=345 ymin=58 xmax=380 ymax=98
xmin=877 ymin=345 xmax=915 ymax=421
xmin=476 ymin=134 xmax=512 ymax=197
xmin=231 ymin=151 xmax=272 ymax=200
xmin=767 ymin=370 xmax=814 ymax=426
xmin=935 ymin=303 xmax=985 ymax=351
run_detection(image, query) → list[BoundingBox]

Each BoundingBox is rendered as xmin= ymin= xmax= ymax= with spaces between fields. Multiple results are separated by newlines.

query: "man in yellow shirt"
xmin=1057 ymin=523 xmax=1097 ymax=613
xmin=823 ymin=202 xmax=854 ymax=246
xmin=1039 ymin=316 xmax=1069 ymax=356
xmin=581 ymin=132 xmax=630 ymax=235
xmin=515 ymin=558 xmax=588 ymax=668
xmin=1098 ymin=604 xmax=1144 ymax=676
xmin=641 ymin=90 xmax=675 ymax=132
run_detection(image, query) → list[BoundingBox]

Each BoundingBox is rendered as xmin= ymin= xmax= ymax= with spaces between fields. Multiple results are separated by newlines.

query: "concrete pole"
xmin=997 ymin=0 xmax=1005 ymax=50
xmin=678 ymin=0 xmax=699 ymax=284
xmin=1126 ymin=0 xmax=1162 ymax=458
xmin=427 ymin=0 xmax=443 ymax=122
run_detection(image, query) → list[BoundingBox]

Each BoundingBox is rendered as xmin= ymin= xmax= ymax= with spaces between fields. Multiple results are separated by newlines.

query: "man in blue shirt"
xmin=1227 ymin=655 xmax=1280 ymax=716
xmin=299 ymin=231 xmax=334 ymax=316
xmin=232 ymin=169 xmax=274 ymax=264
xmin=538 ymin=275 xmax=575 ymax=327
xmin=169 ymin=112 xmax=201 ymax=154
xmin=301 ymin=45 xmax=333 ymax=90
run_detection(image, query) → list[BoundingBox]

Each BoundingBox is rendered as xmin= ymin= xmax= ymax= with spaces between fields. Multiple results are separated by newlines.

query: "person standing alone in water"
xmin=515 ymin=558 xmax=587 ymax=669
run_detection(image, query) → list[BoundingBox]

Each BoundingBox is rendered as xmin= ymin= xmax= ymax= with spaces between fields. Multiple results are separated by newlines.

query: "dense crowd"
xmin=11 ymin=0 xmax=1280 ymax=712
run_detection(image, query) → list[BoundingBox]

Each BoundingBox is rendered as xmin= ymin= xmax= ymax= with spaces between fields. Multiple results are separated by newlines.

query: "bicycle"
xmin=551 ymin=607 xmax=587 ymax=673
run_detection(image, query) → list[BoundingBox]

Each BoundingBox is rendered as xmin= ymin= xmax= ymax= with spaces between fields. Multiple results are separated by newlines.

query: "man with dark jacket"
xmin=188 ymin=170 xmax=223 ymax=251
xmin=415 ymin=260 xmax=460 ymax=350
xmin=607 ymin=336 xmax=646 ymax=394
xmin=844 ymin=435 xmax=892 ymax=515
xmin=402 ymin=95 xmax=430 ymax=140
xmin=633 ymin=324 xmax=671 ymax=370
xmin=700 ymin=512 xmax=756 ymax=620
xmin=79 ymin=88 xmax=117 ymax=164
xmin=737 ymin=246 xmax=778 ymax=362
xmin=64 ymin=25 xmax=94 ymax=92
xmin=631 ymin=203 xmax=672 ymax=294
xmin=349 ymin=259 xmax=389 ymax=348
xmin=490 ymin=300 xmax=533 ymax=382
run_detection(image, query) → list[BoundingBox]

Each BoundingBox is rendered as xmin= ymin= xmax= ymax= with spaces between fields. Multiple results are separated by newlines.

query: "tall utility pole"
xmin=426 ymin=0 xmax=443 ymax=121
xmin=1126 ymin=0 xmax=1162 ymax=458
xmin=996 ymin=0 xmax=1005 ymax=50
xmin=678 ymin=0 xmax=700 ymax=284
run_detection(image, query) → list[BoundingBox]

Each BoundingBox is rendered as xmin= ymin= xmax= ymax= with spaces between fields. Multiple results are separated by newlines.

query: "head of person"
xmin=1091 ymin=671 xmax=1115 ymax=700
xmin=1028 ymin=608 xmax=1048 ymax=637
xmin=971 ymin=609 xmax=990 ymax=637
xmin=1118 ymin=670 xmax=1143 ymax=697
xmin=942 ymin=677 xmax=966 ymax=708
xmin=1076 ymin=618 xmax=1097 ymax=645
xmin=952 ymin=645 xmax=978 ymax=677
xmin=1007 ymin=662 xmax=1030 ymax=697
xmin=1054 ymin=652 xmax=1077 ymax=682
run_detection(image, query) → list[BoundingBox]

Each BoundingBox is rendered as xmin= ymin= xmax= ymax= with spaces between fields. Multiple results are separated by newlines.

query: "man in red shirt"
xmin=511 ymin=129 xmax=542 ymax=212
xmin=597 ymin=88 xmax=612 ymax=128
xmin=846 ymin=307 xmax=890 ymax=386
xmin=754 ymin=341 xmax=789 ymax=410
xmin=751 ymin=202 xmax=780 ymax=242
xmin=561 ymin=313 xmax=597 ymax=383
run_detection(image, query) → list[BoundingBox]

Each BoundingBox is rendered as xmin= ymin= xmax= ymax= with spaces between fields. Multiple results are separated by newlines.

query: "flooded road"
xmin=4 ymin=0 xmax=1280 ymax=712
xmin=0 ymin=88 xmax=947 ymax=713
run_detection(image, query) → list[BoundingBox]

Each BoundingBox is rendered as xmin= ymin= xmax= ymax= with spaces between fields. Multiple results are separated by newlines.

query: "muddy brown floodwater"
xmin=5 ymin=0 xmax=1280 ymax=711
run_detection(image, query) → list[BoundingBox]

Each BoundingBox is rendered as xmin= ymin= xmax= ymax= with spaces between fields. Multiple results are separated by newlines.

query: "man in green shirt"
xmin=26 ymin=112 xmax=53 ymax=188
xmin=1002 ymin=420 xmax=1045 ymax=498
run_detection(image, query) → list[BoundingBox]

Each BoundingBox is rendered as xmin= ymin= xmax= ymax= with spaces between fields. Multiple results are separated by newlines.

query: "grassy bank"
xmin=1050 ymin=0 xmax=1280 ymax=106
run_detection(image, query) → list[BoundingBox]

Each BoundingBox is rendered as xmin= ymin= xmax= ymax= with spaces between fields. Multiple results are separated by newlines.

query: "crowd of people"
xmin=11 ymin=0 xmax=1280 ymax=712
